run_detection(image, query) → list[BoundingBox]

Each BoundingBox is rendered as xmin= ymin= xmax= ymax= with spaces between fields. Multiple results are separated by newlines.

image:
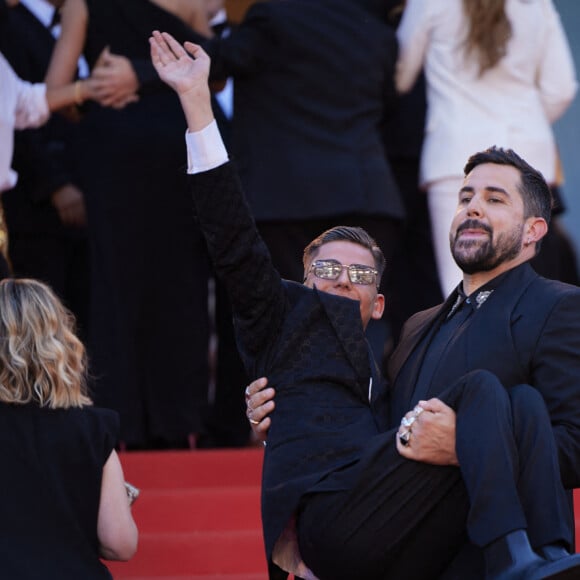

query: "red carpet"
xmin=106 ymin=449 xmax=267 ymax=580
xmin=105 ymin=449 xmax=580 ymax=580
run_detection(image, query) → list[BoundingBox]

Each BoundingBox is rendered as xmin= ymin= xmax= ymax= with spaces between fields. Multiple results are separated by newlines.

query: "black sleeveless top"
xmin=0 ymin=404 xmax=119 ymax=579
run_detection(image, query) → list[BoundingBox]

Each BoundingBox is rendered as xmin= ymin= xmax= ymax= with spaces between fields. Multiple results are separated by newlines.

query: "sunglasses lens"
xmin=311 ymin=261 xmax=376 ymax=285
xmin=314 ymin=262 xmax=341 ymax=279
xmin=349 ymin=268 xmax=375 ymax=285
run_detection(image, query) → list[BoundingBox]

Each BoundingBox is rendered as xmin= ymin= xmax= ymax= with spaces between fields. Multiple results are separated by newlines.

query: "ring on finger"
xmin=399 ymin=430 xmax=412 ymax=446
xmin=249 ymin=419 xmax=259 ymax=425
xmin=401 ymin=416 xmax=416 ymax=428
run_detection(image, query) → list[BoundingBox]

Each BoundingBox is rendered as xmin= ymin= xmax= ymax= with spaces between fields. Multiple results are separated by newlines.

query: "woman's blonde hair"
xmin=0 ymin=278 xmax=91 ymax=408
xmin=463 ymin=0 xmax=512 ymax=74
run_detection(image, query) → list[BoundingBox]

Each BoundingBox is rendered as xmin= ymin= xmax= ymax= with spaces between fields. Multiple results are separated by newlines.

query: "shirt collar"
xmin=448 ymin=268 xmax=515 ymax=318
xmin=19 ymin=0 xmax=55 ymax=29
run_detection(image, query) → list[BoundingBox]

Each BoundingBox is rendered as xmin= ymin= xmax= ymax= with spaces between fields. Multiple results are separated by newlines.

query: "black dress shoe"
xmin=537 ymin=544 xmax=573 ymax=562
xmin=484 ymin=530 xmax=580 ymax=579
xmin=528 ymin=554 xmax=580 ymax=579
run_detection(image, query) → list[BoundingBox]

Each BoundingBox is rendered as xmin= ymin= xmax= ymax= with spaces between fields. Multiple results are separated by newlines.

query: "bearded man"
xmin=248 ymin=146 xmax=580 ymax=578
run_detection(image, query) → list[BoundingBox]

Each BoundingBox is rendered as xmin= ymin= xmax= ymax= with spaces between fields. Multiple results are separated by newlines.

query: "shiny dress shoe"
xmin=485 ymin=530 xmax=580 ymax=579
xmin=537 ymin=544 xmax=574 ymax=562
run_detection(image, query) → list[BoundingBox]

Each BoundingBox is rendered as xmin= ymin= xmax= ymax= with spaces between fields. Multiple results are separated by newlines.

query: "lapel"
xmin=315 ymin=287 xmax=372 ymax=400
xmin=388 ymin=291 xmax=459 ymax=385
xmin=423 ymin=264 xmax=539 ymax=397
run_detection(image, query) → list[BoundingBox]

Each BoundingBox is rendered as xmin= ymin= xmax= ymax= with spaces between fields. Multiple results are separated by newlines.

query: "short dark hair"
xmin=303 ymin=226 xmax=386 ymax=284
xmin=464 ymin=146 xmax=553 ymax=225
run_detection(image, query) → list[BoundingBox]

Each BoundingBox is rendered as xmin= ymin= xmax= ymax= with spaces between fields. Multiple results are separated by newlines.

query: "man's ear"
xmin=372 ymin=293 xmax=385 ymax=320
xmin=525 ymin=217 xmax=548 ymax=246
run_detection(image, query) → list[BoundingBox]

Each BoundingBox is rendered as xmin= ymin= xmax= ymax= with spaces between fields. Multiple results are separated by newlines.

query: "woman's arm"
xmin=395 ymin=0 xmax=430 ymax=94
xmin=45 ymin=0 xmax=88 ymax=88
xmin=97 ymin=450 xmax=138 ymax=561
xmin=535 ymin=0 xmax=577 ymax=123
xmin=45 ymin=79 xmax=95 ymax=111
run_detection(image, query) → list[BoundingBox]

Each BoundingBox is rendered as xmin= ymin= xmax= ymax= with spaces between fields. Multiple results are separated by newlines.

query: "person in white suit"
xmin=395 ymin=0 xmax=577 ymax=296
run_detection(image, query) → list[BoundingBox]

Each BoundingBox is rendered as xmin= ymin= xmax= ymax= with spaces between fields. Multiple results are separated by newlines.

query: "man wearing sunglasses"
xmin=150 ymin=31 xmax=580 ymax=580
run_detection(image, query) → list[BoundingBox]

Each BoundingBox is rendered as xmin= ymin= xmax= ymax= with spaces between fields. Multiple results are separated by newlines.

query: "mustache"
xmin=456 ymin=219 xmax=492 ymax=236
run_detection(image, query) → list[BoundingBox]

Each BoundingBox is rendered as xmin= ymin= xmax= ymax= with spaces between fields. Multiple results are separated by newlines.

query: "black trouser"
xmin=297 ymin=370 xmax=571 ymax=580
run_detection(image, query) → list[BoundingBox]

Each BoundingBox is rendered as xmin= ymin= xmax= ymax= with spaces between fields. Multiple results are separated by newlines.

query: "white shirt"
xmin=0 ymin=52 xmax=49 ymax=192
xmin=185 ymin=120 xmax=228 ymax=174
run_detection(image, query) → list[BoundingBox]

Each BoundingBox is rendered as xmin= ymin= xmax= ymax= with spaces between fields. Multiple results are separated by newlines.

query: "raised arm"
xmin=150 ymin=31 xmax=286 ymax=362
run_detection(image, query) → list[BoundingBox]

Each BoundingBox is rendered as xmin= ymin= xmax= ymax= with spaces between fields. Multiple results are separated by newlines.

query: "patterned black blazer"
xmin=188 ymin=162 xmax=390 ymax=567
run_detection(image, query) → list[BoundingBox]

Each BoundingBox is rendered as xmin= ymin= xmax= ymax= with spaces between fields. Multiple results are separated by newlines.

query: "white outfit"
xmin=396 ymin=0 xmax=577 ymax=295
xmin=0 ymin=52 xmax=49 ymax=193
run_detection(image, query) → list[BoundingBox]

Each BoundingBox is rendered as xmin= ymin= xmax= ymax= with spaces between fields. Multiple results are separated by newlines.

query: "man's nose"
xmin=336 ymin=267 xmax=351 ymax=286
xmin=466 ymin=197 xmax=483 ymax=216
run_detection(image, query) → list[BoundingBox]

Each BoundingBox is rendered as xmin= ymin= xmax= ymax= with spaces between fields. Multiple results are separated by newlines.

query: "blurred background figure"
xmin=0 ymin=278 xmax=137 ymax=578
xmin=45 ymin=0 xmax=215 ymax=449
xmin=190 ymin=0 xmax=405 ymax=364
xmin=0 ymin=0 xmax=91 ymax=339
xmin=396 ymin=0 xmax=578 ymax=296
xmin=381 ymin=1 xmax=443 ymax=346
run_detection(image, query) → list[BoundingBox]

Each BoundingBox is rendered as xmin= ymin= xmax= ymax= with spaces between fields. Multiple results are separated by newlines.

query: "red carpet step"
xmin=105 ymin=448 xmax=580 ymax=580
xmin=106 ymin=449 xmax=268 ymax=580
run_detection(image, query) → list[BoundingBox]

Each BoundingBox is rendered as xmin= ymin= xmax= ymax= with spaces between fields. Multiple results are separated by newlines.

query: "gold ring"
xmin=249 ymin=419 xmax=259 ymax=425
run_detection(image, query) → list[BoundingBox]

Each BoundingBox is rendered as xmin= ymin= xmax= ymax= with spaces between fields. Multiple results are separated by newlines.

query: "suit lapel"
xmin=315 ymin=287 xmax=371 ymax=401
xmin=425 ymin=264 xmax=538 ymax=397
xmin=388 ymin=291 xmax=459 ymax=385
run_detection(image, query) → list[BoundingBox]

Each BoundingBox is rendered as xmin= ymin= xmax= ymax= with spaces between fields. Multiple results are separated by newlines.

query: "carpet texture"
xmin=104 ymin=449 xmax=580 ymax=580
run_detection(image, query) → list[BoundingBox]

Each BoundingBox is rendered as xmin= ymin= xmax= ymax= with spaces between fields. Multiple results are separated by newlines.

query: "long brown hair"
xmin=0 ymin=279 xmax=91 ymax=408
xmin=463 ymin=0 xmax=512 ymax=74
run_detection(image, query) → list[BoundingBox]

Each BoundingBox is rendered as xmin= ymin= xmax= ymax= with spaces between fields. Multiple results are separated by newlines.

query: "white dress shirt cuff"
xmin=186 ymin=120 xmax=229 ymax=174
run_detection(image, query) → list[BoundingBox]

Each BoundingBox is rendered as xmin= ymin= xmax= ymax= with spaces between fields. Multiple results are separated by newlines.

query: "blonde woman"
xmin=396 ymin=0 xmax=577 ymax=296
xmin=0 ymin=278 xmax=137 ymax=579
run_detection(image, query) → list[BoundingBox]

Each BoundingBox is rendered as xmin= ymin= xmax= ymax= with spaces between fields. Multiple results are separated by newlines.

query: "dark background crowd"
xmin=1 ymin=0 xmax=579 ymax=452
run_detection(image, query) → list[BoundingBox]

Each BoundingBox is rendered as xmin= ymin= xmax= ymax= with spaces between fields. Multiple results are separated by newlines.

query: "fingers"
xmin=152 ymin=30 xmax=189 ymax=63
xmin=246 ymin=388 xmax=275 ymax=423
xmin=245 ymin=377 xmax=268 ymax=399
xmin=245 ymin=378 xmax=274 ymax=440
xmin=417 ymin=398 xmax=448 ymax=413
xmin=94 ymin=45 xmax=111 ymax=68
xmin=150 ymin=30 xmax=176 ymax=66
xmin=184 ymin=40 xmax=209 ymax=63
xmin=396 ymin=402 xmax=425 ymax=450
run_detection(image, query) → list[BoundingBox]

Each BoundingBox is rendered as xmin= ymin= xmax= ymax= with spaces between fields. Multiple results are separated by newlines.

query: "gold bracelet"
xmin=74 ymin=80 xmax=83 ymax=106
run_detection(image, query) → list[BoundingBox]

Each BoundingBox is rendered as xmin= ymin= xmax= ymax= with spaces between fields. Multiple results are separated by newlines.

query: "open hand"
xmin=149 ymin=30 xmax=210 ymax=97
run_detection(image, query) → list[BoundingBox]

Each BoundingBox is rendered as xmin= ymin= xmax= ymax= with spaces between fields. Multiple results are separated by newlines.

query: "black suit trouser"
xmin=296 ymin=370 xmax=571 ymax=580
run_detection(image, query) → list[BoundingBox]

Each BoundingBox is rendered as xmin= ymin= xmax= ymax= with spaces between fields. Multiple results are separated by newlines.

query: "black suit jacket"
xmin=388 ymin=262 xmax=580 ymax=490
xmin=199 ymin=0 xmax=404 ymax=222
xmin=189 ymin=162 xmax=389 ymax=569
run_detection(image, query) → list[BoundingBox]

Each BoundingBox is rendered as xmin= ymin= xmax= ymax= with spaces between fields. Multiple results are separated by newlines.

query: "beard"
xmin=451 ymin=220 xmax=524 ymax=274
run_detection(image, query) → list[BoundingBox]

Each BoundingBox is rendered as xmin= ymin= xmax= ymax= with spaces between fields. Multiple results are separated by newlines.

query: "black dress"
xmin=77 ymin=0 xmax=211 ymax=447
xmin=0 ymin=404 xmax=118 ymax=579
